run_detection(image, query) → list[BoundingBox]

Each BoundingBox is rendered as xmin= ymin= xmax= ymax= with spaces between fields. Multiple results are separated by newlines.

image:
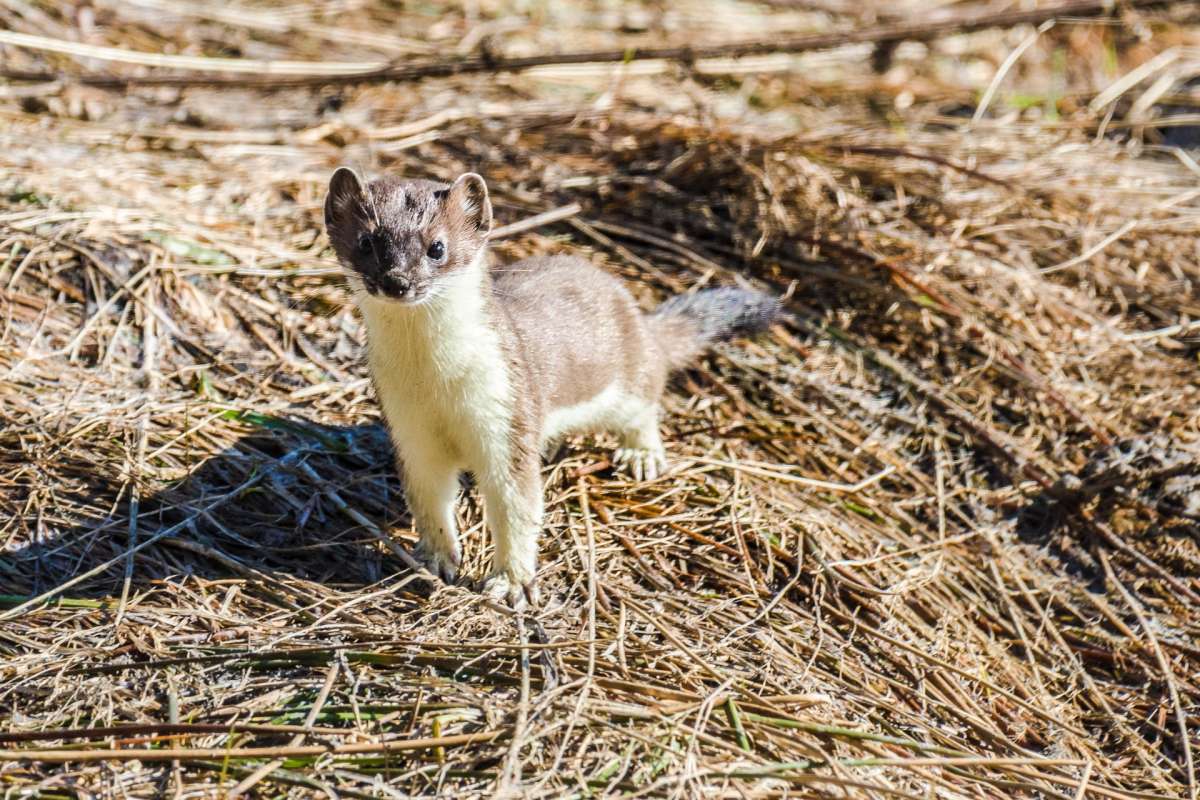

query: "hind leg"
xmin=613 ymin=403 xmax=666 ymax=481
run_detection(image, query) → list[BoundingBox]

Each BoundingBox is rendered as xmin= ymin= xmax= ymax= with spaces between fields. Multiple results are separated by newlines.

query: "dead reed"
xmin=1 ymin=1 xmax=1198 ymax=797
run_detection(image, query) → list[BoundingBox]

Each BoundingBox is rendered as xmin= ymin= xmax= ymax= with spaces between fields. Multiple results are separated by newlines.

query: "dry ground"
xmin=1 ymin=1 xmax=1200 ymax=798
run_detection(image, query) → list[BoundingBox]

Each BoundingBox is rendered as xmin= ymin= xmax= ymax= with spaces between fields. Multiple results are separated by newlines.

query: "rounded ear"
xmin=450 ymin=172 xmax=492 ymax=234
xmin=325 ymin=167 xmax=367 ymax=230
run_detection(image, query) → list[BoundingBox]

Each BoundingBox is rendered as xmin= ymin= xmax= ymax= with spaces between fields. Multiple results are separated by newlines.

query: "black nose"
xmin=375 ymin=270 xmax=411 ymax=298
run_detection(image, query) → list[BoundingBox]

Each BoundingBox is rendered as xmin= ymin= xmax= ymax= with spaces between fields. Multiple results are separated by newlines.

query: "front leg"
xmin=479 ymin=452 xmax=543 ymax=610
xmin=402 ymin=451 xmax=462 ymax=584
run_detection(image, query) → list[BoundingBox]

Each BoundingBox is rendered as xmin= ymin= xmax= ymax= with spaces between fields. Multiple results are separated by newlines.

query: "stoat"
xmin=324 ymin=168 xmax=779 ymax=608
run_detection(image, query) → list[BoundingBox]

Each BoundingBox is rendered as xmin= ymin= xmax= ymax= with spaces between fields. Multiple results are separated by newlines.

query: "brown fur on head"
xmin=324 ymin=168 xmax=493 ymax=304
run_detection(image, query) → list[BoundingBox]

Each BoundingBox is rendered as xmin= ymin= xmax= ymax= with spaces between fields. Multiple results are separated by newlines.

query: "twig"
xmin=0 ymin=731 xmax=506 ymax=763
xmin=166 ymin=670 xmax=182 ymax=799
xmin=0 ymin=474 xmax=262 ymax=621
xmin=489 ymin=204 xmax=582 ymax=240
xmin=687 ymin=457 xmax=896 ymax=492
xmin=1041 ymin=220 xmax=1139 ymax=274
xmin=0 ymin=30 xmax=387 ymax=75
xmin=1089 ymin=47 xmax=1182 ymax=112
xmin=1075 ymin=761 xmax=1095 ymax=800
xmin=971 ymin=20 xmax=1056 ymax=125
xmin=1099 ymin=551 xmax=1196 ymax=800
xmin=1084 ymin=510 xmax=1200 ymax=605
xmin=226 ymin=659 xmax=341 ymax=797
xmin=1 ymin=0 xmax=1184 ymax=88
xmin=533 ymin=481 xmax=599 ymax=787
xmin=1120 ymin=318 xmax=1200 ymax=342
xmin=0 ymin=722 xmax=355 ymax=744
xmin=294 ymin=461 xmax=426 ymax=575
xmin=804 ymin=317 xmax=1062 ymax=491
xmin=623 ymin=598 xmax=729 ymax=684
xmin=497 ymin=612 xmax=531 ymax=796
xmin=115 ymin=274 xmax=157 ymax=627
xmin=729 ymin=755 xmax=1087 ymax=773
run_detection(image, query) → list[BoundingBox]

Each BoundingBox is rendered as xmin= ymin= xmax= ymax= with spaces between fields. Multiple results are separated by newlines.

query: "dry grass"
xmin=2 ymin=1 xmax=1200 ymax=797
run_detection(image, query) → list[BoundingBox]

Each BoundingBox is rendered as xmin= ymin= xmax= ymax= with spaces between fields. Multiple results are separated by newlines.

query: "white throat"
xmin=356 ymin=248 xmax=514 ymax=483
xmin=356 ymin=250 xmax=508 ymax=408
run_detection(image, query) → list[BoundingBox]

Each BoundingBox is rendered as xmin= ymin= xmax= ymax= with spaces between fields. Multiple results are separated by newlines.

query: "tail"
xmin=651 ymin=286 xmax=781 ymax=370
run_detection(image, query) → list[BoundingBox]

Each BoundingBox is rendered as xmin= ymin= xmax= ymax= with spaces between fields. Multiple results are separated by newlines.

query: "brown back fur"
xmin=489 ymin=255 xmax=672 ymax=416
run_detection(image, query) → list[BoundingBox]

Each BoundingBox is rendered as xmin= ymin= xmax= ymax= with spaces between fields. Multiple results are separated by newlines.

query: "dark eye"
xmin=356 ymin=233 xmax=373 ymax=255
xmin=427 ymin=240 xmax=445 ymax=261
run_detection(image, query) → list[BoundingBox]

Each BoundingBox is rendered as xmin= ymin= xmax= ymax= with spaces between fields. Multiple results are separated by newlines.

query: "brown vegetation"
xmin=1 ymin=1 xmax=1199 ymax=797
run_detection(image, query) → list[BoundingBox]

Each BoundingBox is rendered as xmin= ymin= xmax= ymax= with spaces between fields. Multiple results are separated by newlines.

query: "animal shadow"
xmin=1 ymin=419 xmax=421 ymax=605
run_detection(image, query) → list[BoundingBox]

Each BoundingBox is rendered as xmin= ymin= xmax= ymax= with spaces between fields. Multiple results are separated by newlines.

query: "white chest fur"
xmin=357 ymin=261 xmax=513 ymax=475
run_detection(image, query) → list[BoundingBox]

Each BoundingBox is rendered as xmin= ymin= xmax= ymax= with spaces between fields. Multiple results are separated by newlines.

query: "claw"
xmin=414 ymin=537 xmax=461 ymax=585
xmin=612 ymin=446 xmax=666 ymax=483
xmin=482 ymin=571 xmax=540 ymax=611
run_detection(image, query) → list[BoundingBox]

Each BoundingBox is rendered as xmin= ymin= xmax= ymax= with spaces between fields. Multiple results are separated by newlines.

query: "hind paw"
xmin=481 ymin=571 xmax=540 ymax=611
xmin=612 ymin=446 xmax=666 ymax=482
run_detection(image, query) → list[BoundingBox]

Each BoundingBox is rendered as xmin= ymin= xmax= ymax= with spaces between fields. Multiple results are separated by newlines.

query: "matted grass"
xmin=1 ymin=2 xmax=1199 ymax=797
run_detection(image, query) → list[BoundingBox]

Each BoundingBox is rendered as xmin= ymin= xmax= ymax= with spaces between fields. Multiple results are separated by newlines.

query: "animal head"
xmin=324 ymin=168 xmax=492 ymax=304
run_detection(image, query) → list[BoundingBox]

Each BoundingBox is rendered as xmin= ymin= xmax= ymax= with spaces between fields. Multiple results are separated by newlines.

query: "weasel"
xmin=325 ymin=168 xmax=779 ymax=608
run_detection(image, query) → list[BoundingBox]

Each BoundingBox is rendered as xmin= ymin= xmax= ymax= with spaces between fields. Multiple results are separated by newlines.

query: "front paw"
xmin=414 ymin=536 xmax=461 ymax=584
xmin=613 ymin=446 xmax=667 ymax=482
xmin=481 ymin=570 xmax=540 ymax=611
